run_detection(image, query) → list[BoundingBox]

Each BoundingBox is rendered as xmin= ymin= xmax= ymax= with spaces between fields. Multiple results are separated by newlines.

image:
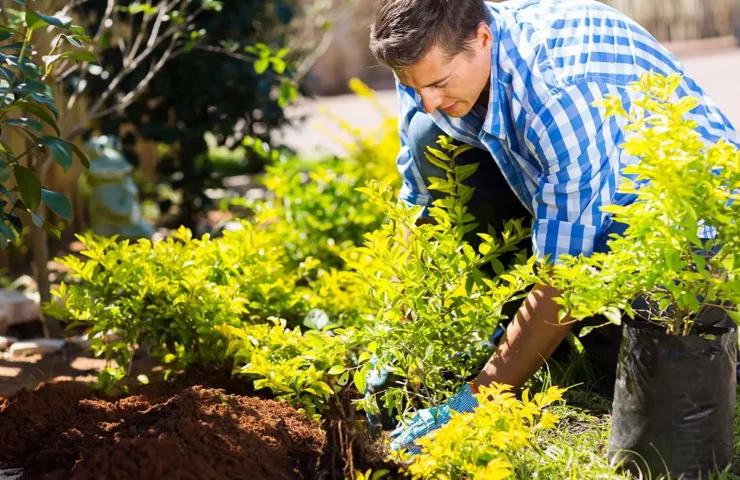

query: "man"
xmin=367 ymin=0 xmax=739 ymax=452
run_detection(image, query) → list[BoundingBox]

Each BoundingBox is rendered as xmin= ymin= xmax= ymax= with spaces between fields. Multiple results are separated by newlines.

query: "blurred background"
xmin=0 ymin=0 xmax=738 ymax=393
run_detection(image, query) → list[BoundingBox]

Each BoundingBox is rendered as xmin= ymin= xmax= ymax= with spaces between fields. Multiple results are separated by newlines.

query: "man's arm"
xmin=471 ymin=82 xmax=630 ymax=390
xmin=473 ymin=284 xmax=573 ymax=391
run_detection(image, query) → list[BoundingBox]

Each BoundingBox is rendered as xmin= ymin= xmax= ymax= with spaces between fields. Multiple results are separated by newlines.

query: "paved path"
xmin=276 ymin=44 xmax=740 ymax=159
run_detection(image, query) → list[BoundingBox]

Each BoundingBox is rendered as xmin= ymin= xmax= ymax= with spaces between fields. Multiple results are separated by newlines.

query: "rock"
xmin=8 ymin=339 xmax=66 ymax=359
xmin=0 ymin=289 xmax=41 ymax=334
xmin=0 ymin=336 xmax=18 ymax=351
xmin=0 ymin=469 xmax=23 ymax=480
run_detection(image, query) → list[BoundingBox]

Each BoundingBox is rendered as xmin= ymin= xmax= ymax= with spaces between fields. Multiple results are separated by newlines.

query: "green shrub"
xmin=219 ymin=319 xmax=355 ymax=419
xmin=350 ymin=136 xmax=538 ymax=420
xmin=240 ymin=78 xmax=400 ymax=271
xmin=543 ymin=72 xmax=740 ymax=335
xmin=401 ymin=384 xmax=567 ymax=480
xmin=45 ymin=221 xmax=315 ymax=392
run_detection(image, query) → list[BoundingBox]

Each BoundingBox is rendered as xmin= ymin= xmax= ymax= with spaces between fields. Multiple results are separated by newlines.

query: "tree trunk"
xmin=32 ymin=152 xmax=63 ymax=339
xmin=31 ymin=220 xmax=62 ymax=339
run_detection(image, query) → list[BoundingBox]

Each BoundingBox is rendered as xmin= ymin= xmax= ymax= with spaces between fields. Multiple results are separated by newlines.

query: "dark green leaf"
xmin=26 ymin=9 xmax=72 ymax=31
xmin=8 ymin=214 xmax=22 ymax=235
xmin=0 ymin=185 xmax=16 ymax=203
xmin=0 ymin=31 xmax=14 ymax=42
xmin=41 ymin=189 xmax=72 ymax=221
xmin=30 ymin=93 xmax=59 ymax=119
xmin=0 ymin=218 xmax=16 ymax=241
xmin=0 ymin=163 xmax=10 ymax=183
xmin=71 ymin=143 xmax=89 ymax=169
xmin=17 ymin=58 xmax=40 ymax=80
xmin=39 ymin=136 xmax=73 ymax=172
xmin=17 ymin=101 xmax=60 ymax=135
xmin=60 ymin=34 xmax=83 ymax=48
xmin=5 ymin=117 xmax=42 ymax=131
xmin=0 ymin=67 xmax=15 ymax=83
xmin=18 ymin=81 xmax=52 ymax=94
xmin=13 ymin=164 xmax=41 ymax=211
xmin=0 ymin=42 xmax=26 ymax=51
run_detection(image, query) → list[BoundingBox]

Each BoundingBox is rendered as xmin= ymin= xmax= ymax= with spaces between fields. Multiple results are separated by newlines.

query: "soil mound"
xmin=0 ymin=382 xmax=324 ymax=479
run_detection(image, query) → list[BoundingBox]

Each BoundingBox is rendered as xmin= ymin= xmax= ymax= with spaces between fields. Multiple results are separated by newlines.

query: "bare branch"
xmin=147 ymin=1 xmax=167 ymax=49
xmin=93 ymin=0 xmax=116 ymax=44
xmin=191 ymin=44 xmax=259 ymax=63
xmin=126 ymin=0 xmax=158 ymax=66
xmin=83 ymin=36 xmax=181 ymax=127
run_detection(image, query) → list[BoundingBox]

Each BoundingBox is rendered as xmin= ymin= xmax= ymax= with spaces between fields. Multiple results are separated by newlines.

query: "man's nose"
xmin=420 ymin=89 xmax=443 ymax=113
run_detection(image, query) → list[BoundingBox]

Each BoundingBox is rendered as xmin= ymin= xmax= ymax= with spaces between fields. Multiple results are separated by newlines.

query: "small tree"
xmin=0 ymin=3 xmax=93 ymax=337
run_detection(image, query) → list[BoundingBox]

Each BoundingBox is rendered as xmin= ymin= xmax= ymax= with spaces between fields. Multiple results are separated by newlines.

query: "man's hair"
xmin=369 ymin=0 xmax=490 ymax=69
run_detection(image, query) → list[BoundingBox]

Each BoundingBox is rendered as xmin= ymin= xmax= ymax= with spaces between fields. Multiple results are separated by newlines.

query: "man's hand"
xmin=389 ymin=383 xmax=479 ymax=454
xmin=473 ymin=284 xmax=574 ymax=391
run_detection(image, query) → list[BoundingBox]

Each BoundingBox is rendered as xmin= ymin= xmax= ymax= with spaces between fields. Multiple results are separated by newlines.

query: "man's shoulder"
xmin=493 ymin=0 xmax=674 ymax=94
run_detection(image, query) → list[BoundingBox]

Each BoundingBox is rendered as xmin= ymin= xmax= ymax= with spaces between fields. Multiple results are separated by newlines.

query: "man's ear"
xmin=475 ymin=23 xmax=493 ymax=49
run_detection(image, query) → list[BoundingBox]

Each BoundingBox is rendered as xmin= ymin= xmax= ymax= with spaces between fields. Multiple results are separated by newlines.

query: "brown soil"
xmin=0 ymin=382 xmax=325 ymax=480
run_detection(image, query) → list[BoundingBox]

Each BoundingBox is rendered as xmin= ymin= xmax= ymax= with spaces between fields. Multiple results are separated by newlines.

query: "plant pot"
xmin=608 ymin=320 xmax=737 ymax=479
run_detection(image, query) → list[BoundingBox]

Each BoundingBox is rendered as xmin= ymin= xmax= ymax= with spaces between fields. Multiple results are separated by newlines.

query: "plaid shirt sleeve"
xmin=526 ymin=80 xmax=631 ymax=264
xmin=395 ymin=79 xmax=433 ymax=216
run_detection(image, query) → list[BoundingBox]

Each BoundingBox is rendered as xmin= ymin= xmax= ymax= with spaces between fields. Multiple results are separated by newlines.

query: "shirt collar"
xmin=482 ymin=7 xmax=504 ymax=140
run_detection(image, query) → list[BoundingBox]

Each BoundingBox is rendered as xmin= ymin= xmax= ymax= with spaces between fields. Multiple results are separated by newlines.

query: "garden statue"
xmin=86 ymin=135 xmax=153 ymax=240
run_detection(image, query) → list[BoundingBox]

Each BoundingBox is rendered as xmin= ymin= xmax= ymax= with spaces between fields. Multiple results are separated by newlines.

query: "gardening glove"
xmin=389 ymin=383 xmax=479 ymax=454
xmin=364 ymin=354 xmax=389 ymax=434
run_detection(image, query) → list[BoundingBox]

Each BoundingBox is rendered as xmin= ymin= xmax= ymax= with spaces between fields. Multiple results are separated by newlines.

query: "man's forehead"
xmin=394 ymin=47 xmax=454 ymax=89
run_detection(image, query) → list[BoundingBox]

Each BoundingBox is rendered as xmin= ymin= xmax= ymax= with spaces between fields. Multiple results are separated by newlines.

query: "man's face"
xmin=395 ymin=24 xmax=493 ymax=118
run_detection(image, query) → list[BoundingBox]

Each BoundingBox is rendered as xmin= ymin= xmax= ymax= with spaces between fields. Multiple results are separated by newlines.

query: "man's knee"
xmin=407 ymin=113 xmax=449 ymax=180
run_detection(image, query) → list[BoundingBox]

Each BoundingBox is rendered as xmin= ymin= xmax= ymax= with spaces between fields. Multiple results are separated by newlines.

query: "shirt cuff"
xmin=533 ymin=219 xmax=602 ymax=265
xmin=398 ymin=185 xmax=432 ymax=218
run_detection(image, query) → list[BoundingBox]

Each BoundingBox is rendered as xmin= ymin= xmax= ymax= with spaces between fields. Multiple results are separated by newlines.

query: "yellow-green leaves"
xmin=350 ymin=135 xmax=536 ymax=419
xmin=402 ymin=384 xmax=566 ymax=480
xmin=221 ymin=319 xmax=355 ymax=419
xmin=546 ymin=72 xmax=740 ymax=335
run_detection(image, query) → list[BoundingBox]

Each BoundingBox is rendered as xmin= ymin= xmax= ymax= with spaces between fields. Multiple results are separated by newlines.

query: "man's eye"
xmin=436 ymin=83 xmax=448 ymax=89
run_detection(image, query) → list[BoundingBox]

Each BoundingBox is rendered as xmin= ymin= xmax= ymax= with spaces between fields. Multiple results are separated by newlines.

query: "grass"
xmin=515 ymin=350 xmax=740 ymax=480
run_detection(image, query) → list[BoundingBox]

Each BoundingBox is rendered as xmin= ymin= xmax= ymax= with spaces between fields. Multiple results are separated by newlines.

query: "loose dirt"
xmin=0 ymin=382 xmax=324 ymax=480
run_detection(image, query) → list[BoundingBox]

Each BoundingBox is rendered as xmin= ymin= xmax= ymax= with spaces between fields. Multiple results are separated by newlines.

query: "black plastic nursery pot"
xmin=608 ymin=319 xmax=737 ymax=479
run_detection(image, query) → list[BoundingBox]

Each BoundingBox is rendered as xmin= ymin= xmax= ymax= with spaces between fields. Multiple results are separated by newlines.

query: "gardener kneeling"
xmin=366 ymin=0 xmax=740 ymax=453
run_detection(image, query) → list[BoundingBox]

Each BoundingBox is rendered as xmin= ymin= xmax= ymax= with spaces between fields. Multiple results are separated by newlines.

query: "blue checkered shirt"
xmin=395 ymin=0 xmax=739 ymax=264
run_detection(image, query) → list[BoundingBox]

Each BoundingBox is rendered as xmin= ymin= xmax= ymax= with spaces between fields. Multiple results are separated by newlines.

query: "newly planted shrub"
xmin=350 ymin=136 xmax=538 ymax=420
xmin=239 ymin=79 xmax=399 ymax=271
xmin=541 ymin=71 xmax=740 ymax=479
xmin=219 ymin=319 xmax=356 ymax=419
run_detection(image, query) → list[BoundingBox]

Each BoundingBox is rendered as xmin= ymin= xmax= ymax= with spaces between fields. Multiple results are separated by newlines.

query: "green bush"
xmin=45 ymin=221 xmax=316 ymax=392
xmin=219 ymin=319 xmax=356 ymax=419
xmin=350 ymin=136 xmax=537 ymax=420
xmin=244 ymin=79 xmax=400 ymax=270
xmin=543 ymin=72 xmax=740 ymax=335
